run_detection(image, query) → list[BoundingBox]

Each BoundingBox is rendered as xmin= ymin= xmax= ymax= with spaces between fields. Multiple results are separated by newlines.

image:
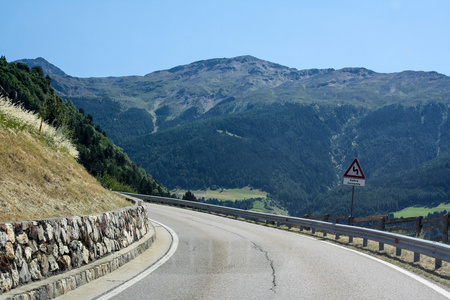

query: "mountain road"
xmin=108 ymin=204 xmax=450 ymax=299
xmin=58 ymin=203 xmax=450 ymax=299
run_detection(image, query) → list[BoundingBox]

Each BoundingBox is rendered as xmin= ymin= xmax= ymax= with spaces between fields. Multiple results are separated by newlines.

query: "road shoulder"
xmin=55 ymin=220 xmax=173 ymax=300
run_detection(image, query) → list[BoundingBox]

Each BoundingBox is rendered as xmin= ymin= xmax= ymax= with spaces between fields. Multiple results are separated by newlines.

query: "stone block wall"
xmin=0 ymin=204 xmax=149 ymax=294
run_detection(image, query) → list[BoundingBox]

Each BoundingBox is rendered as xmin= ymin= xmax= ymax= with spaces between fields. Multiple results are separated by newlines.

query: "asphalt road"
xmin=101 ymin=203 xmax=450 ymax=300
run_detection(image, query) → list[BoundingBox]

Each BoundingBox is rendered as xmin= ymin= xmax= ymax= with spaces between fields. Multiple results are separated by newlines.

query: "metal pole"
xmin=350 ymin=186 xmax=355 ymax=220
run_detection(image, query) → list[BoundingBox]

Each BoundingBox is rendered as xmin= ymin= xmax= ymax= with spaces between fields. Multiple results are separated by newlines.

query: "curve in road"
xmin=107 ymin=203 xmax=450 ymax=300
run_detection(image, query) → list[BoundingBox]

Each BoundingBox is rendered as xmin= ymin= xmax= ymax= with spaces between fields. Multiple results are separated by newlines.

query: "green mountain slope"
xmin=123 ymin=102 xmax=450 ymax=216
xmin=124 ymin=104 xmax=340 ymax=211
xmin=16 ymin=56 xmax=450 ymax=217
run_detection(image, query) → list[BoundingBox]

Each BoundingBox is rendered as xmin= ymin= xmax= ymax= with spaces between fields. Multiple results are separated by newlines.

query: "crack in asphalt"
xmin=187 ymin=217 xmax=277 ymax=293
xmin=182 ymin=240 xmax=196 ymax=251
xmin=187 ymin=217 xmax=247 ymax=239
xmin=251 ymin=242 xmax=276 ymax=294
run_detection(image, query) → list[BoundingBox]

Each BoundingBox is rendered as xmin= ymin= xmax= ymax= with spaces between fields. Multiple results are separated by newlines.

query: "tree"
xmin=182 ymin=190 xmax=197 ymax=201
xmin=31 ymin=65 xmax=44 ymax=77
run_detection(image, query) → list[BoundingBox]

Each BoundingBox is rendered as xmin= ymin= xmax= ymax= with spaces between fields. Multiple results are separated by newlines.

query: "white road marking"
xmin=322 ymin=240 xmax=450 ymax=299
xmin=96 ymin=219 xmax=179 ymax=300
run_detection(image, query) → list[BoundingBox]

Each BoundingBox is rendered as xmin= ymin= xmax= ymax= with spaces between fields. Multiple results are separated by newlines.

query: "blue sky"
xmin=1 ymin=1 xmax=449 ymax=77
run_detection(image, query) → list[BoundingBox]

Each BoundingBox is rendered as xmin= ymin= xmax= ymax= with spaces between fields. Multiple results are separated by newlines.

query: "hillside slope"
xmin=1 ymin=56 xmax=171 ymax=197
xmin=0 ymin=96 xmax=130 ymax=222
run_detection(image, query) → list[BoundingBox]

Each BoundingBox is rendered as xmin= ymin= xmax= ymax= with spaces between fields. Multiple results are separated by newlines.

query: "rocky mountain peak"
xmin=14 ymin=57 xmax=68 ymax=77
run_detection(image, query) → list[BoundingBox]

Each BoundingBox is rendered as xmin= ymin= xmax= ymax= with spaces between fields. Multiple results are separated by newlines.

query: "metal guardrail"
xmin=121 ymin=192 xmax=450 ymax=269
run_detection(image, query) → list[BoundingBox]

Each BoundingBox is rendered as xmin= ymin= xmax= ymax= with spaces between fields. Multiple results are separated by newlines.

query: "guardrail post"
xmin=335 ymin=233 xmax=340 ymax=240
xmin=414 ymin=252 xmax=420 ymax=262
xmin=442 ymin=214 xmax=449 ymax=243
xmin=379 ymin=216 xmax=386 ymax=231
xmin=379 ymin=242 xmax=384 ymax=251
xmin=323 ymin=214 xmax=329 ymax=237
xmin=312 ymin=227 xmax=316 ymax=234
xmin=396 ymin=247 xmax=401 ymax=256
xmin=435 ymin=258 xmax=442 ymax=269
xmin=300 ymin=214 xmax=308 ymax=232
xmin=415 ymin=216 xmax=423 ymax=237
xmin=348 ymin=216 xmax=354 ymax=242
xmin=363 ymin=238 xmax=368 ymax=247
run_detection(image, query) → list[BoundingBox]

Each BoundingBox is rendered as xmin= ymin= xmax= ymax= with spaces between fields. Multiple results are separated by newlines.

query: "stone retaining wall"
xmin=0 ymin=203 xmax=149 ymax=294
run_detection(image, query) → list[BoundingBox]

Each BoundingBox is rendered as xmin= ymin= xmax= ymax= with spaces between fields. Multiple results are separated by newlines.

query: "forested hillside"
xmin=0 ymin=56 xmax=170 ymax=197
xmin=309 ymin=151 xmax=450 ymax=217
xmin=17 ymin=56 xmax=450 ymax=217
xmin=123 ymin=102 xmax=450 ymax=216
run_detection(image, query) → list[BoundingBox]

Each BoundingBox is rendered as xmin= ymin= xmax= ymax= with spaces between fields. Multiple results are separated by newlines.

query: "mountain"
xmin=15 ymin=57 xmax=68 ymax=77
xmin=17 ymin=56 xmax=450 ymax=217
xmin=33 ymin=56 xmax=450 ymax=143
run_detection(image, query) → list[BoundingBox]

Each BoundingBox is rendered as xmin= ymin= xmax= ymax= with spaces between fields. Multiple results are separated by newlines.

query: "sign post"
xmin=343 ymin=158 xmax=366 ymax=222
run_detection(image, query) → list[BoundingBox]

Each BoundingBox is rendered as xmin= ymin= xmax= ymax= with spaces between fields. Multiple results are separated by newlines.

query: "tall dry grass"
xmin=0 ymin=96 xmax=131 ymax=222
xmin=0 ymin=96 xmax=78 ymax=158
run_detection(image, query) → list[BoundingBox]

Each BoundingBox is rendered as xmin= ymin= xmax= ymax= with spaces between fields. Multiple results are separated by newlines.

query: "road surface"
xmin=103 ymin=203 xmax=450 ymax=299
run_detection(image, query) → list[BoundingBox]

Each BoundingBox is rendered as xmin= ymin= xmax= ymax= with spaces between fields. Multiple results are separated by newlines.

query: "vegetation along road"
xmin=87 ymin=204 xmax=450 ymax=300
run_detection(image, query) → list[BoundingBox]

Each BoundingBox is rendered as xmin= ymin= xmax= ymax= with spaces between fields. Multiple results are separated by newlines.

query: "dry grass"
xmin=0 ymin=97 xmax=131 ymax=222
xmin=0 ymin=96 xmax=78 ymax=158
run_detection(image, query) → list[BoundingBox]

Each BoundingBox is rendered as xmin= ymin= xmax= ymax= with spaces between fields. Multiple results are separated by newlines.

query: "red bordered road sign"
xmin=343 ymin=158 xmax=366 ymax=186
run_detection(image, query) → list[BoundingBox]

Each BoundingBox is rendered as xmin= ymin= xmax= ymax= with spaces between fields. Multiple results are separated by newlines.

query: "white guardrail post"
xmin=121 ymin=192 xmax=450 ymax=269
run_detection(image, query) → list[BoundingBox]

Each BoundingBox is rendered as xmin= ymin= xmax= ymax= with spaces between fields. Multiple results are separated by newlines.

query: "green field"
xmin=393 ymin=203 xmax=450 ymax=218
xmin=251 ymin=200 xmax=289 ymax=216
xmin=172 ymin=186 xmax=267 ymax=201
xmin=172 ymin=187 xmax=289 ymax=215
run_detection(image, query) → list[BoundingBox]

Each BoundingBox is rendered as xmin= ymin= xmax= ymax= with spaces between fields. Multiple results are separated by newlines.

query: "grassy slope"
xmin=172 ymin=187 xmax=289 ymax=215
xmin=393 ymin=203 xmax=450 ymax=218
xmin=0 ymin=97 xmax=130 ymax=222
xmin=172 ymin=186 xmax=267 ymax=201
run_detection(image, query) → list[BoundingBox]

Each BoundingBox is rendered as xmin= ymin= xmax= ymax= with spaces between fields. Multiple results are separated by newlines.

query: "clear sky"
xmin=1 ymin=1 xmax=449 ymax=78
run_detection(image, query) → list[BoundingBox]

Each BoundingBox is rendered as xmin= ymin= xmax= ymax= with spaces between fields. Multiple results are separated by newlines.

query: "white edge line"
xmin=96 ymin=219 xmax=179 ymax=300
xmin=272 ymin=223 xmax=450 ymax=298
xmin=322 ymin=240 xmax=450 ymax=299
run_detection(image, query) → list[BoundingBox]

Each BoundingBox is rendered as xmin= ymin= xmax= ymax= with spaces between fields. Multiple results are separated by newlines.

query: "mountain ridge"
xmin=16 ymin=57 xmax=450 ymax=117
xmin=24 ymin=56 xmax=450 ymax=140
xmin=16 ymin=56 xmax=450 ymax=217
xmin=15 ymin=57 xmax=68 ymax=77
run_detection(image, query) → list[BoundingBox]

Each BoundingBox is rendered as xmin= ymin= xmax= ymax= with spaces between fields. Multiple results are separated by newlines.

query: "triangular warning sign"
xmin=343 ymin=158 xmax=366 ymax=179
